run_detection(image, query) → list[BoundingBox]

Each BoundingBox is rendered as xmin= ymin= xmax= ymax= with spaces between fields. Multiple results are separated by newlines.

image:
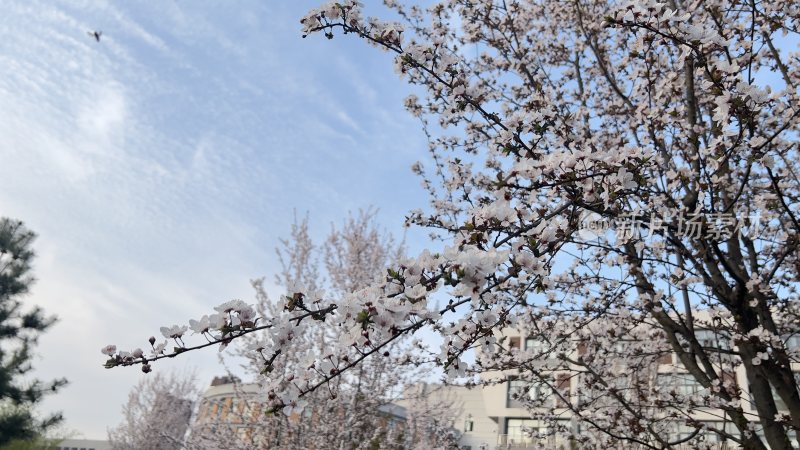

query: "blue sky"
xmin=0 ymin=0 xmax=432 ymax=439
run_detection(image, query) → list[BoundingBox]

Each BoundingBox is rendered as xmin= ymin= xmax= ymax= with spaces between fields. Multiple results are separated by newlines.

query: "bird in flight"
xmin=87 ymin=30 xmax=102 ymax=42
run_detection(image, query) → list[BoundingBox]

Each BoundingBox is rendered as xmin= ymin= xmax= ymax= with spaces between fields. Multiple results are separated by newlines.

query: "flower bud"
xmin=148 ymin=336 xmax=156 ymax=345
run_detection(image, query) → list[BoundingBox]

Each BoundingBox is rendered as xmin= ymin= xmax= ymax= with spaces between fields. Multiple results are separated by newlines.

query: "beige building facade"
xmin=433 ymin=316 xmax=800 ymax=449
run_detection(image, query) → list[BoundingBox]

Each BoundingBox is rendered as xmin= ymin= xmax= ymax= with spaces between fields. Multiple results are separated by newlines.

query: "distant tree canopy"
xmin=0 ymin=218 xmax=66 ymax=446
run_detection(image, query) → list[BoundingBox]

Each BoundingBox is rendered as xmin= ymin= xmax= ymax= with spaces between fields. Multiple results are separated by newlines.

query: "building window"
xmin=612 ymin=340 xmax=631 ymax=354
xmin=507 ymin=378 xmax=551 ymax=408
xmin=721 ymin=370 xmax=737 ymax=389
xmin=231 ymin=399 xmax=240 ymax=420
xmin=508 ymin=336 xmax=520 ymax=350
xmin=695 ymin=329 xmax=728 ymax=349
xmin=555 ymin=373 xmax=571 ymax=408
xmin=505 ymin=418 xmax=544 ymax=444
xmin=507 ymin=379 xmax=533 ymax=408
xmin=664 ymin=421 xmax=741 ymax=444
xmin=656 ymin=373 xmax=704 ymax=396
xmin=699 ymin=421 xmax=740 ymax=443
xmin=525 ymin=337 xmax=546 ymax=353
xmin=576 ymin=340 xmax=588 ymax=356
xmin=664 ymin=422 xmax=695 ymax=442
xmin=241 ymin=400 xmax=253 ymax=420
xmin=506 ymin=380 xmax=537 ymax=408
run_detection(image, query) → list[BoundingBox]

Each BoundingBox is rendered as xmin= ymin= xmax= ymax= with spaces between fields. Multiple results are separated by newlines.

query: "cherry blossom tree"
xmin=400 ymin=383 xmax=464 ymax=450
xmin=195 ymin=211 xmax=459 ymax=449
xmin=104 ymin=1 xmax=800 ymax=448
xmin=107 ymin=371 xmax=197 ymax=450
xmin=223 ymin=210 xmax=413 ymax=449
